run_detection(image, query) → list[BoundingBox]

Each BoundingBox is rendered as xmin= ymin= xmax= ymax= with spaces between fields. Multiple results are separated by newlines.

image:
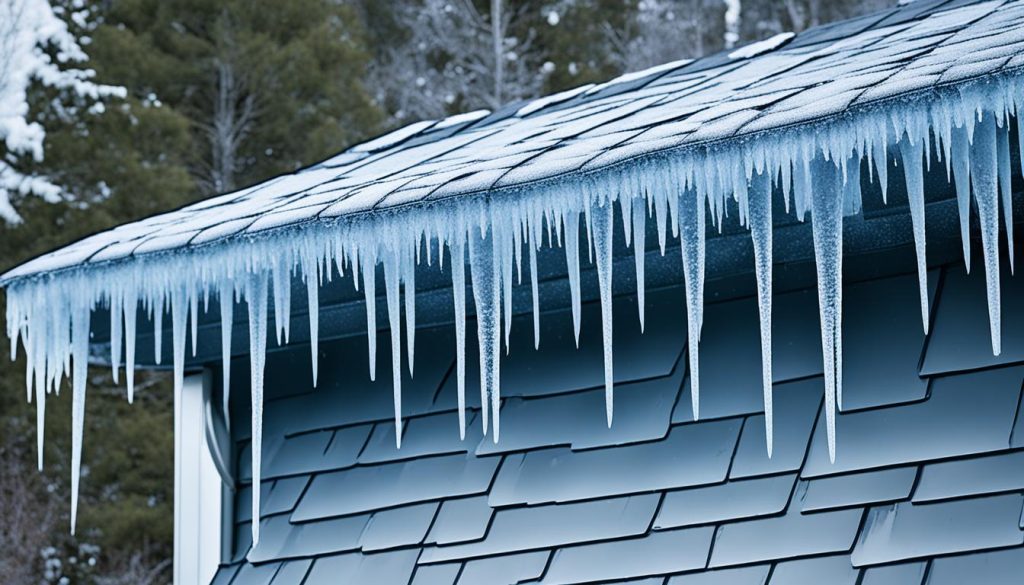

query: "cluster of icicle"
xmin=5 ymin=74 xmax=1021 ymax=543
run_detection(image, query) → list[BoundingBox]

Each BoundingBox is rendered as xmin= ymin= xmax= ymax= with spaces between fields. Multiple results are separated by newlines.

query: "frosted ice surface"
xmin=729 ymin=32 xmax=796 ymax=60
xmin=4 ymin=4 xmax=1024 ymax=538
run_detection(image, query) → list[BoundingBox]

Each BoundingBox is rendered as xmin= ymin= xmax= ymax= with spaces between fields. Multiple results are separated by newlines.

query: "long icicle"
xmin=305 ymin=260 xmax=320 ymax=386
xmin=69 ymin=302 xmax=89 ymax=535
xmin=898 ymin=135 xmax=930 ymax=334
xmin=564 ymin=209 xmax=582 ymax=346
xmin=362 ymin=252 xmax=378 ymax=381
xmin=996 ymin=122 xmax=1015 ymax=273
xmin=383 ymin=252 xmax=403 ymax=448
xmin=124 ymin=287 xmax=137 ymax=403
xmin=591 ymin=195 xmax=615 ymax=427
xmin=748 ymin=169 xmax=774 ymax=457
xmin=810 ymin=157 xmax=844 ymax=463
xmin=951 ymin=124 xmax=972 ymax=273
xmin=404 ymin=246 xmax=416 ymax=375
xmin=110 ymin=294 xmax=122 ymax=384
xmin=632 ymin=197 xmax=647 ymax=332
xmin=971 ymin=112 xmax=1002 ymax=355
xmin=679 ymin=187 xmax=705 ymax=420
xmin=219 ymin=279 xmax=234 ymax=428
xmin=529 ymin=216 xmax=541 ymax=349
xmin=245 ymin=272 xmax=269 ymax=546
xmin=451 ymin=236 xmax=468 ymax=439
xmin=469 ymin=225 xmax=502 ymax=441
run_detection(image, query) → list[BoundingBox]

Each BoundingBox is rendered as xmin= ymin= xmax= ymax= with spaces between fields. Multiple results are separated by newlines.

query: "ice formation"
xmin=4 ymin=74 xmax=1022 ymax=540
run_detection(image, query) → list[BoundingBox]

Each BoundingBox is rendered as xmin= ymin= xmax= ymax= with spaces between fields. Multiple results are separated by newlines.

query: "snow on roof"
xmin=6 ymin=0 xmax=1024 ymax=543
xmin=728 ymin=31 xmax=795 ymax=59
xmin=8 ymin=1 xmax=1023 ymax=282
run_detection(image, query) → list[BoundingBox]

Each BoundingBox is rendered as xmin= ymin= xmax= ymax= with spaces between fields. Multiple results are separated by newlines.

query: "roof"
xmin=4 ymin=0 xmax=1024 ymax=281
xmin=211 ymin=253 xmax=1024 ymax=584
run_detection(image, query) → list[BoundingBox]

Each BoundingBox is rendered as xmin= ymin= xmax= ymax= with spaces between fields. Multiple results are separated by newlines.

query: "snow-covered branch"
xmin=0 ymin=0 xmax=125 ymax=223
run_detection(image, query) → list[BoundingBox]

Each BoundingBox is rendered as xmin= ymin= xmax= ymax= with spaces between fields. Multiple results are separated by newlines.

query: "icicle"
xmin=469 ymin=226 xmax=502 ymax=441
xmin=679 ymin=188 xmax=705 ymax=420
xmin=564 ymin=210 xmax=582 ymax=346
xmin=451 ymin=237 xmax=468 ymax=439
xmin=592 ymin=197 xmax=615 ymax=427
xmin=501 ymin=225 xmax=513 ymax=354
xmin=383 ymin=252 xmax=404 ymax=448
xmin=528 ymin=221 xmax=540 ymax=350
xmin=951 ymin=124 xmax=972 ymax=273
xmin=403 ymin=247 xmax=416 ymax=375
xmin=110 ymin=294 xmax=122 ymax=384
xmin=971 ymin=113 xmax=1002 ymax=355
xmin=872 ymin=142 xmax=889 ymax=204
xmin=633 ymin=198 xmax=647 ymax=332
xmin=810 ymin=157 xmax=843 ymax=463
xmin=171 ymin=286 xmax=188 ymax=401
xmin=245 ymin=272 xmax=269 ymax=546
xmin=362 ymin=253 xmax=378 ymax=380
xmin=153 ymin=296 xmax=164 ymax=364
xmin=69 ymin=303 xmax=89 ymax=535
xmin=748 ymin=170 xmax=774 ymax=457
xmin=35 ymin=357 xmax=45 ymax=471
xmin=189 ymin=289 xmax=199 ymax=357
xmin=271 ymin=261 xmax=292 ymax=345
xmin=124 ymin=289 xmax=137 ymax=404
xmin=997 ymin=123 xmax=1015 ymax=273
xmin=898 ymin=137 xmax=930 ymax=334
xmin=219 ymin=280 xmax=234 ymax=427
xmin=305 ymin=263 xmax=320 ymax=387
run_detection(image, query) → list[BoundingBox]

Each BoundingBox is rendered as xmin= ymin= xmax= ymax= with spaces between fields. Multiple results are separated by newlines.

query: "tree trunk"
xmin=491 ymin=0 xmax=503 ymax=106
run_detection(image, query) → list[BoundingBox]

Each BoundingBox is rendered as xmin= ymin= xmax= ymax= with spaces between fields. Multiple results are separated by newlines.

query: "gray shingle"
xmin=232 ymin=562 xmax=279 ymax=585
xmin=247 ymin=513 xmax=368 ymax=563
xmin=859 ymin=561 xmax=926 ymax=585
xmin=667 ymin=566 xmax=769 ymax=585
xmin=420 ymin=494 xmax=658 ymax=564
xmin=210 ymin=564 xmax=240 ymax=585
xmin=851 ymin=494 xmax=1024 ymax=566
xmin=841 ymin=272 xmax=935 ymax=411
xmin=926 ymin=547 xmax=1024 ymax=585
xmin=360 ymin=411 xmax=482 ymax=464
xmin=920 ymin=265 xmax=1024 ymax=375
xmin=768 ymin=555 xmax=858 ymax=585
xmin=425 ymin=496 xmax=494 ymax=546
xmin=262 ymin=329 xmax=454 ymax=437
xmin=801 ymin=467 xmax=917 ymax=512
xmin=321 ymin=424 xmax=374 ymax=470
xmin=477 ymin=365 xmax=682 ymax=456
xmin=673 ymin=291 xmax=823 ymax=425
xmin=458 ymin=551 xmax=550 ymax=585
xmin=269 ymin=559 xmax=312 ymax=585
xmin=360 ymin=502 xmax=439 ymax=552
xmin=261 ymin=476 xmax=309 ymax=518
xmin=729 ymin=378 xmax=822 ymax=479
xmin=302 ymin=550 xmax=420 ymax=585
xmin=435 ymin=288 xmax=685 ymax=410
xmin=292 ymin=453 xmax=500 ymax=521
xmin=489 ymin=420 xmax=741 ymax=506
xmin=913 ymin=451 xmax=1024 ymax=503
xmin=233 ymin=522 xmax=252 ymax=562
xmin=803 ymin=366 xmax=1024 ymax=478
xmin=654 ymin=474 xmax=795 ymax=529
xmin=540 ymin=528 xmax=715 ymax=585
xmin=709 ymin=505 xmax=863 ymax=568
xmin=411 ymin=563 xmax=461 ymax=585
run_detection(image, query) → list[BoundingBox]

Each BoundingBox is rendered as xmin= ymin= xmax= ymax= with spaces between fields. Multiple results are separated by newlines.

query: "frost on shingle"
xmin=851 ymin=494 xmax=1024 ymax=566
xmin=801 ymin=467 xmax=917 ymax=513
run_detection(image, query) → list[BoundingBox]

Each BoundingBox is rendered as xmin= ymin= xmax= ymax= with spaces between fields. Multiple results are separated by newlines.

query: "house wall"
xmin=209 ymin=250 xmax=1024 ymax=585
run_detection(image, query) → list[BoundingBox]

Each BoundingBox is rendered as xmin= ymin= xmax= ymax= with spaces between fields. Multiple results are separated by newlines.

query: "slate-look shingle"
xmin=212 ymin=254 xmax=1024 ymax=583
xmin=208 ymin=3 xmax=1024 ymax=581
